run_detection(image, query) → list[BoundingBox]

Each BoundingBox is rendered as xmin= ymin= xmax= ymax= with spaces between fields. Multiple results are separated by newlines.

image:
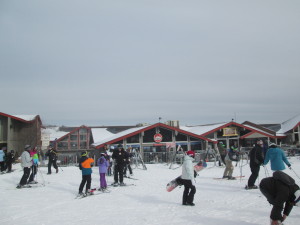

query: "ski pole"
xmin=290 ymin=167 xmax=300 ymax=180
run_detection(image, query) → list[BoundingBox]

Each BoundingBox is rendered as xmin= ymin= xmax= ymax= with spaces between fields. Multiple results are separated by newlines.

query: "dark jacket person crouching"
xmin=259 ymin=171 xmax=300 ymax=224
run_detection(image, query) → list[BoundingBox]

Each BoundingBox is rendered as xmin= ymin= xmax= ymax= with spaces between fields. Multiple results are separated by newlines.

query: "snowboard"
xmin=166 ymin=160 xmax=207 ymax=192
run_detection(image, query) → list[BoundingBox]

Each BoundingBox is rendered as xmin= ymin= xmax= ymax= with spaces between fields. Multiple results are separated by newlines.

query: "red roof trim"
xmin=291 ymin=122 xmax=300 ymax=131
xmin=0 ymin=112 xmax=35 ymax=123
xmin=95 ymin=123 xmax=216 ymax=149
xmin=55 ymin=125 xmax=91 ymax=142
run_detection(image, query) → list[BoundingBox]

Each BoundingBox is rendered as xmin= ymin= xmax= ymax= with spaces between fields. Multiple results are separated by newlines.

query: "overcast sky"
xmin=1 ymin=0 xmax=300 ymax=126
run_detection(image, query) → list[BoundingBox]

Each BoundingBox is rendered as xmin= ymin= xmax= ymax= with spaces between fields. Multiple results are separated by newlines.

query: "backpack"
xmin=273 ymin=171 xmax=295 ymax=186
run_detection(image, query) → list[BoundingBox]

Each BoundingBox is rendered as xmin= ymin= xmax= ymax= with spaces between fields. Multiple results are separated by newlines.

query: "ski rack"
xmin=132 ymin=151 xmax=147 ymax=170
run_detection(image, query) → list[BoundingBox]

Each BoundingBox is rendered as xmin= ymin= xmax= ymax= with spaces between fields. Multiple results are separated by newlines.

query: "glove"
xmin=191 ymin=179 xmax=195 ymax=186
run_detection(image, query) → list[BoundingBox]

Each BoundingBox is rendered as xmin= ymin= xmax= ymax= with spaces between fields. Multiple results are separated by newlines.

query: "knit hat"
xmin=294 ymin=190 xmax=300 ymax=206
xmin=186 ymin=150 xmax=195 ymax=158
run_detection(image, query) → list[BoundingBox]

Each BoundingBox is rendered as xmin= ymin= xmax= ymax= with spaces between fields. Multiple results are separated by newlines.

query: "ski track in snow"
xmin=0 ymin=157 xmax=300 ymax=225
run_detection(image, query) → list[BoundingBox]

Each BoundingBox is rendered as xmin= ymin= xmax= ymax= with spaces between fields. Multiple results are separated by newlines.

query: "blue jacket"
xmin=264 ymin=147 xmax=291 ymax=171
xmin=0 ymin=150 xmax=4 ymax=162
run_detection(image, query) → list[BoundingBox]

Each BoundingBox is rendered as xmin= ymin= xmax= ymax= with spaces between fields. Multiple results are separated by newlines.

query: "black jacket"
xmin=112 ymin=148 xmax=127 ymax=166
xmin=46 ymin=149 xmax=58 ymax=161
xmin=259 ymin=171 xmax=299 ymax=221
xmin=249 ymin=144 xmax=264 ymax=167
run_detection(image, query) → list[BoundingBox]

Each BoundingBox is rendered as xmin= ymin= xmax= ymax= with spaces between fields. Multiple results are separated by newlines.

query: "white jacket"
xmin=20 ymin=151 xmax=32 ymax=168
xmin=181 ymin=155 xmax=194 ymax=180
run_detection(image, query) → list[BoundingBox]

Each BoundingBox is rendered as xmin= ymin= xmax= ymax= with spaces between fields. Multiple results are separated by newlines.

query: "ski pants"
xmin=0 ymin=161 xmax=5 ymax=172
xmin=223 ymin=159 xmax=234 ymax=177
xmin=114 ymin=164 xmax=124 ymax=183
xmin=48 ymin=159 xmax=58 ymax=174
xmin=248 ymin=165 xmax=260 ymax=187
xmin=28 ymin=165 xmax=38 ymax=183
xmin=100 ymin=173 xmax=107 ymax=188
xmin=20 ymin=167 xmax=31 ymax=186
xmin=79 ymin=174 xmax=92 ymax=193
xmin=181 ymin=179 xmax=196 ymax=204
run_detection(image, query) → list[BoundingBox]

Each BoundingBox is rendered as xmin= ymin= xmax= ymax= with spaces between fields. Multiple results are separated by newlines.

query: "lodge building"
xmin=1 ymin=112 xmax=300 ymax=162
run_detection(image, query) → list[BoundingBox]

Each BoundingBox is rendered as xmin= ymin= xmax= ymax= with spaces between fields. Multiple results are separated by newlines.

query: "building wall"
xmin=7 ymin=118 xmax=42 ymax=155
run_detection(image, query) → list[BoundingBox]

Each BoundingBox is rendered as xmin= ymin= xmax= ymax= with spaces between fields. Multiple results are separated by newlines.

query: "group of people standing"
xmin=77 ymin=144 xmax=134 ymax=196
xmin=217 ymin=140 xmax=299 ymax=225
xmin=0 ymin=147 xmax=15 ymax=173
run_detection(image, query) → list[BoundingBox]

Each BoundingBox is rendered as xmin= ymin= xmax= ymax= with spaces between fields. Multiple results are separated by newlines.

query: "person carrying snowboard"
xmin=181 ymin=150 xmax=196 ymax=206
xmin=97 ymin=153 xmax=109 ymax=191
xmin=78 ymin=151 xmax=94 ymax=196
xmin=246 ymin=139 xmax=264 ymax=189
xmin=259 ymin=171 xmax=300 ymax=225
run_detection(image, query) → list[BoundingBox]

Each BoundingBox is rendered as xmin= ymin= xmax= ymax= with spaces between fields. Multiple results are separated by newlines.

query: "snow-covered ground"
xmin=1 ymin=157 xmax=300 ymax=225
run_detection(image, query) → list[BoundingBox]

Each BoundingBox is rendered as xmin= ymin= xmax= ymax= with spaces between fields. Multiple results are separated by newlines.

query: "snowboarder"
xmin=17 ymin=145 xmax=32 ymax=188
xmin=181 ymin=150 xmax=196 ymax=206
xmin=223 ymin=146 xmax=240 ymax=179
xmin=112 ymin=144 xmax=127 ymax=186
xmin=97 ymin=153 xmax=109 ymax=191
xmin=259 ymin=171 xmax=300 ymax=225
xmin=46 ymin=146 xmax=58 ymax=174
xmin=78 ymin=151 xmax=94 ymax=196
xmin=28 ymin=147 xmax=39 ymax=184
xmin=264 ymin=143 xmax=291 ymax=171
xmin=246 ymin=140 xmax=264 ymax=189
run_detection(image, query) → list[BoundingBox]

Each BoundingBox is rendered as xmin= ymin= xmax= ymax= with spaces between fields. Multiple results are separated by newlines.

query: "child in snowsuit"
xmin=28 ymin=147 xmax=39 ymax=184
xmin=259 ymin=171 xmax=300 ymax=225
xmin=97 ymin=153 xmax=109 ymax=191
xmin=78 ymin=151 xmax=94 ymax=196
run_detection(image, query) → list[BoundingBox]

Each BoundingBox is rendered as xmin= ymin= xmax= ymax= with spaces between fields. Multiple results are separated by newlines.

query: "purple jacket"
xmin=97 ymin=156 xmax=109 ymax=174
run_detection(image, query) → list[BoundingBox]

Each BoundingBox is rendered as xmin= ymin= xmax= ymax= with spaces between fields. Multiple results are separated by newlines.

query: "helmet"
xmin=81 ymin=151 xmax=88 ymax=157
xmin=269 ymin=143 xmax=277 ymax=147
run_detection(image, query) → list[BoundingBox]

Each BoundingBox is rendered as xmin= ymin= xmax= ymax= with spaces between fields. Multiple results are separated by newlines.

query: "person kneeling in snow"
xmin=259 ymin=171 xmax=300 ymax=225
xmin=180 ymin=150 xmax=196 ymax=206
xmin=78 ymin=151 xmax=94 ymax=196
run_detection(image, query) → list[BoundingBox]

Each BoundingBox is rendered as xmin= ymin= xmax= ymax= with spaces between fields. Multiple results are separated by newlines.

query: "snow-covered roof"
xmin=180 ymin=123 xmax=227 ymax=135
xmin=91 ymin=128 xmax=115 ymax=143
xmin=277 ymin=114 xmax=300 ymax=134
xmin=13 ymin=115 xmax=38 ymax=121
xmin=42 ymin=127 xmax=69 ymax=141
xmin=92 ymin=125 xmax=149 ymax=147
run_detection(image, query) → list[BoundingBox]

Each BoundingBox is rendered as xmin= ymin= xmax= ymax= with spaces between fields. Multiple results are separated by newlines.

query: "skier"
xmin=112 ymin=144 xmax=127 ymax=186
xmin=246 ymin=140 xmax=264 ymax=189
xmin=0 ymin=147 xmax=6 ymax=173
xmin=28 ymin=147 xmax=39 ymax=184
xmin=259 ymin=171 xmax=300 ymax=225
xmin=97 ymin=153 xmax=109 ymax=191
xmin=46 ymin=146 xmax=58 ymax=174
xmin=264 ymin=143 xmax=291 ymax=171
xmin=78 ymin=151 xmax=94 ymax=196
xmin=6 ymin=149 xmax=15 ymax=173
xmin=181 ymin=150 xmax=196 ymax=206
xmin=217 ymin=141 xmax=227 ymax=166
xmin=17 ymin=145 xmax=32 ymax=188
xmin=123 ymin=147 xmax=133 ymax=177
xmin=223 ymin=146 xmax=240 ymax=179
